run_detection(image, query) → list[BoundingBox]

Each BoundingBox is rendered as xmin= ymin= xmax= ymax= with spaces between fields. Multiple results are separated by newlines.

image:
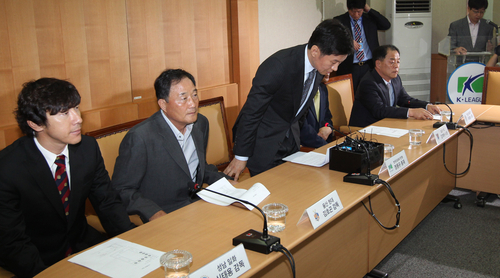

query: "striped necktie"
xmin=353 ymin=21 xmax=365 ymax=61
xmin=54 ymin=155 xmax=70 ymax=217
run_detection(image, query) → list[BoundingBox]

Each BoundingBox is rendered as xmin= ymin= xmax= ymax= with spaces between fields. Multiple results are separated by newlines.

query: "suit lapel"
xmin=67 ymin=143 xmax=84 ymax=227
xmin=191 ymin=121 xmax=205 ymax=183
xmin=24 ymin=139 xmax=67 ymax=221
xmin=152 ymin=112 xmax=191 ymax=177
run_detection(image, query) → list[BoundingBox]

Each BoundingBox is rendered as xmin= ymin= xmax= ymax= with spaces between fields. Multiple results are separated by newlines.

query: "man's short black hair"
xmin=373 ymin=45 xmax=400 ymax=62
xmin=154 ymin=69 xmax=196 ymax=101
xmin=15 ymin=78 xmax=81 ymax=137
xmin=468 ymin=0 xmax=488 ymax=10
xmin=308 ymin=19 xmax=354 ymax=56
xmin=347 ymin=0 xmax=366 ymax=10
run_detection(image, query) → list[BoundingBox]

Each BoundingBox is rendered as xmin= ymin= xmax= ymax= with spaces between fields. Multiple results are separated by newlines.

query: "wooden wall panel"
xmin=0 ymin=0 xmax=260 ymax=152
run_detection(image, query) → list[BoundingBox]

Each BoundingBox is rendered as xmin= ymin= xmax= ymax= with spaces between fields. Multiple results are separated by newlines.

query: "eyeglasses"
xmin=470 ymin=9 xmax=485 ymax=15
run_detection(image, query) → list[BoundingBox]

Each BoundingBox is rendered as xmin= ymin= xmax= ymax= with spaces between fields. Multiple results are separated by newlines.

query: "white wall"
xmin=258 ymin=0 xmax=497 ymax=60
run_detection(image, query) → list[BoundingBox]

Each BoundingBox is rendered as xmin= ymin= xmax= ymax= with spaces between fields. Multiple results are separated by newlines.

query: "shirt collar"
xmin=160 ymin=109 xmax=194 ymax=139
xmin=467 ymin=15 xmax=479 ymax=26
xmin=304 ymin=45 xmax=315 ymax=75
xmin=349 ymin=15 xmax=363 ymax=25
xmin=34 ymin=136 xmax=69 ymax=166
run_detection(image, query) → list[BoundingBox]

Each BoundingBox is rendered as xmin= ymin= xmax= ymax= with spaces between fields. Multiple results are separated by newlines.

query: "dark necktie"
xmin=54 ymin=155 xmax=70 ymax=217
xmin=54 ymin=155 xmax=72 ymax=257
xmin=353 ymin=21 xmax=365 ymax=61
xmin=301 ymin=70 xmax=316 ymax=108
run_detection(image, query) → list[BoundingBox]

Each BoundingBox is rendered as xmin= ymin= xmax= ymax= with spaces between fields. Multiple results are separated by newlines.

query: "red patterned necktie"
xmin=54 ymin=155 xmax=70 ymax=217
xmin=54 ymin=155 xmax=72 ymax=257
xmin=353 ymin=21 xmax=365 ymax=61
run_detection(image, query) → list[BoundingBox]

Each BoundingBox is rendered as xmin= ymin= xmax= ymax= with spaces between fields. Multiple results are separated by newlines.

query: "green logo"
xmin=457 ymin=75 xmax=483 ymax=94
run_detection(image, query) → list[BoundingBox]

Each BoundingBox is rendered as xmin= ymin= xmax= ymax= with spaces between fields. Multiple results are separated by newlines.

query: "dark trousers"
xmin=352 ymin=60 xmax=372 ymax=93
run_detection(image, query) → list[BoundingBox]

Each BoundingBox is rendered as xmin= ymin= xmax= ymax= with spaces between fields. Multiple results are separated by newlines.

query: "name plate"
xmin=427 ymin=124 xmax=450 ymax=145
xmin=297 ymin=190 xmax=343 ymax=230
xmin=190 ymin=244 xmax=251 ymax=278
xmin=461 ymin=108 xmax=475 ymax=126
xmin=379 ymin=150 xmax=409 ymax=177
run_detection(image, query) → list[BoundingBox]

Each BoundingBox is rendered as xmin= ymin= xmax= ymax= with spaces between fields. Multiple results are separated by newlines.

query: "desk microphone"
xmin=189 ymin=182 xmax=280 ymax=254
xmin=486 ymin=19 xmax=498 ymax=30
xmin=433 ymin=102 xmax=457 ymax=130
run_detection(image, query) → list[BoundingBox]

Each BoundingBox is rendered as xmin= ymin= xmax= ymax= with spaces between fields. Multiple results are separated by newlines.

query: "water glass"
xmin=160 ymin=250 xmax=192 ymax=278
xmin=262 ymin=203 xmax=288 ymax=233
xmin=384 ymin=144 xmax=394 ymax=160
xmin=409 ymin=129 xmax=424 ymax=145
xmin=440 ymin=110 xmax=451 ymax=122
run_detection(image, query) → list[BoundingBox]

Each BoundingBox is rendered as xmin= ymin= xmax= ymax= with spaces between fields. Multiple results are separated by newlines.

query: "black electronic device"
xmin=329 ymin=139 xmax=384 ymax=174
xmin=189 ymin=182 xmax=280 ymax=254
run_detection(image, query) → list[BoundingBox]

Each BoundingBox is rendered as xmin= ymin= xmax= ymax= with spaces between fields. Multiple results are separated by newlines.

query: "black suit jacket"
xmin=111 ymin=111 xmax=227 ymax=222
xmin=0 ymin=136 xmax=134 ymax=278
xmin=300 ymin=83 xmax=333 ymax=148
xmin=232 ymin=44 xmax=323 ymax=174
xmin=349 ymin=69 xmax=429 ymax=127
xmin=334 ymin=9 xmax=391 ymax=76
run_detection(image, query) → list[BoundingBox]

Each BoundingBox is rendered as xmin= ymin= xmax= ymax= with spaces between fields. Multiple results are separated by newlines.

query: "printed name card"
xmin=190 ymin=244 xmax=250 ymax=278
xmin=426 ymin=124 xmax=450 ymax=145
xmin=297 ymin=190 xmax=343 ymax=230
xmin=461 ymin=108 xmax=475 ymax=126
xmin=379 ymin=150 xmax=409 ymax=177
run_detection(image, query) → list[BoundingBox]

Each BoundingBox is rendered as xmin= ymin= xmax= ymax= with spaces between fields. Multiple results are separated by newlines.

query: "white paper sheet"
xmin=358 ymin=126 xmax=409 ymax=138
xmin=68 ymin=238 xmax=164 ymax=278
xmin=197 ymin=178 xmax=270 ymax=210
xmin=282 ymin=146 xmax=334 ymax=167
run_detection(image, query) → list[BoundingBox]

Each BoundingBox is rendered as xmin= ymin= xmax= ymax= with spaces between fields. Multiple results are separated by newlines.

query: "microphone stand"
xmin=433 ymin=102 xmax=457 ymax=130
xmin=192 ymin=184 xmax=280 ymax=254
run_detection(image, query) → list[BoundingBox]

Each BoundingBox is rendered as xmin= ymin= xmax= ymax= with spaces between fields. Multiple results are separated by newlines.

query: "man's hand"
xmin=149 ymin=210 xmax=167 ymax=222
xmin=454 ymin=47 xmax=467 ymax=55
xmin=426 ymin=104 xmax=441 ymax=115
xmin=317 ymin=126 xmax=332 ymax=141
xmin=223 ymin=158 xmax=247 ymax=181
xmin=364 ymin=3 xmax=371 ymax=12
xmin=408 ymin=108 xmax=433 ymax=120
xmin=353 ymin=40 xmax=361 ymax=51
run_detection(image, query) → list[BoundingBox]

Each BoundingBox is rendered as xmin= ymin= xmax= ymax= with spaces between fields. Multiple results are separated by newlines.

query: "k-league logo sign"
xmin=447 ymin=62 xmax=485 ymax=104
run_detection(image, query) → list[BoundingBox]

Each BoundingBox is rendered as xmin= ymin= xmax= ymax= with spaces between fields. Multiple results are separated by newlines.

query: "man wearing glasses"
xmin=349 ymin=45 xmax=441 ymax=127
xmin=448 ymin=0 xmax=493 ymax=55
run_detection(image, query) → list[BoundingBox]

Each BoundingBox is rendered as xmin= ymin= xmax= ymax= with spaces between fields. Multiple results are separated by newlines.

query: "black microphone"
xmin=189 ymin=181 xmax=280 ymax=254
xmin=433 ymin=102 xmax=457 ymax=130
xmin=486 ymin=19 xmax=498 ymax=29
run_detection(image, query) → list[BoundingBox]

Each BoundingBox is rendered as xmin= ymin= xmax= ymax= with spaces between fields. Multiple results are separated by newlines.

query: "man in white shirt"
xmin=0 ymin=78 xmax=135 ymax=277
xmin=448 ymin=0 xmax=494 ymax=55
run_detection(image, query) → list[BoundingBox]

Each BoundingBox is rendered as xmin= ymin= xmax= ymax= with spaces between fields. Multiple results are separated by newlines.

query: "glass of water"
xmin=409 ymin=129 xmax=424 ymax=145
xmin=262 ymin=203 xmax=288 ymax=233
xmin=160 ymin=250 xmax=192 ymax=278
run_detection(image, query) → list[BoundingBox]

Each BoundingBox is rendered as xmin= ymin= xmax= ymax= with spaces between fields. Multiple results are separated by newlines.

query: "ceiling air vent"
xmin=396 ymin=0 xmax=431 ymax=13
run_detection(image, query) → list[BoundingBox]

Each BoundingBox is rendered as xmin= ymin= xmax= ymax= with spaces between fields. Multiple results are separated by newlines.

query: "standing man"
xmin=224 ymin=19 xmax=353 ymax=179
xmin=300 ymin=83 xmax=334 ymax=148
xmin=0 ymin=78 xmax=135 ymax=277
xmin=335 ymin=0 xmax=391 ymax=92
xmin=349 ymin=45 xmax=441 ymax=127
xmin=448 ymin=0 xmax=493 ymax=55
xmin=111 ymin=69 xmax=230 ymax=223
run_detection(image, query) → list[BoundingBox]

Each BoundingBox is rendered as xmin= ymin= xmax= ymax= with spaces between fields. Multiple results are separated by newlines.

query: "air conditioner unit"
xmin=386 ymin=0 xmax=432 ymax=101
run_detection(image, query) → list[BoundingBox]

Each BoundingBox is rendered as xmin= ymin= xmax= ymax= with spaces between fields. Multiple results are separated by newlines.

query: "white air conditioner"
xmin=386 ymin=0 xmax=432 ymax=101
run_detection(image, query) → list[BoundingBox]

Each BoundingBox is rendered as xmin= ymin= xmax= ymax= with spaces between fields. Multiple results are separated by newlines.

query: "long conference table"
xmin=36 ymin=104 xmax=499 ymax=277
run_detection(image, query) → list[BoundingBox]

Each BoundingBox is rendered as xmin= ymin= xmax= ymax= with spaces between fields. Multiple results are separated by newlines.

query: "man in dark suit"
xmin=448 ymin=0 xmax=493 ymax=55
xmin=334 ymin=0 xmax=391 ymax=92
xmin=111 ymin=69 xmax=229 ymax=223
xmin=223 ymin=19 xmax=353 ymax=179
xmin=0 ymin=78 xmax=135 ymax=278
xmin=349 ymin=45 xmax=441 ymax=127
xmin=300 ymin=83 xmax=334 ymax=148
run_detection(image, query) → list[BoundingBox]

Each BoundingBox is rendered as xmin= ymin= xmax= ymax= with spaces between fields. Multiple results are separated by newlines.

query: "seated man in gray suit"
xmin=112 ymin=69 xmax=230 ymax=223
xmin=448 ymin=0 xmax=493 ymax=55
